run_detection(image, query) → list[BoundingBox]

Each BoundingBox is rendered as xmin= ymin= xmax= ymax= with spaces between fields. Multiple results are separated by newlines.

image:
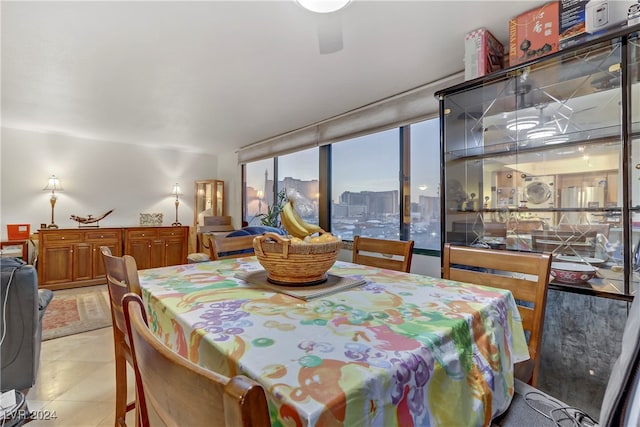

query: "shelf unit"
xmin=437 ymin=26 xmax=640 ymax=299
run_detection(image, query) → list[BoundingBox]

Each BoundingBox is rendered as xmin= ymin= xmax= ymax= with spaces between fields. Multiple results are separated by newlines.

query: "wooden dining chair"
xmin=442 ymin=243 xmax=552 ymax=387
xmin=208 ymin=234 xmax=257 ymax=260
xmin=122 ymin=293 xmax=271 ymax=427
xmin=352 ymin=236 xmax=415 ymax=273
xmin=101 ymin=246 xmax=142 ymax=427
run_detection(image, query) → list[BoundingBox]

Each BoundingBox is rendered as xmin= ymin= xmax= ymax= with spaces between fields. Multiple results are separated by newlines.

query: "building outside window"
xmin=244 ymin=158 xmax=274 ymax=226
xmin=331 ymin=129 xmax=400 ymax=240
xmin=242 ymin=119 xmax=442 ymax=252
xmin=277 ymin=148 xmax=320 ymax=225
xmin=410 ymin=118 xmax=441 ymax=251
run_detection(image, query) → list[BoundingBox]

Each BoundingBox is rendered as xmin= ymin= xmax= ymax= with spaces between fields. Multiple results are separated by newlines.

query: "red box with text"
xmin=509 ymin=2 xmax=559 ymax=66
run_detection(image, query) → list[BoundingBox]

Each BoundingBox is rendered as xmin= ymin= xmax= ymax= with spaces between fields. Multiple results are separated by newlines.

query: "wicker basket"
xmin=253 ymin=232 xmax=342 ymax=285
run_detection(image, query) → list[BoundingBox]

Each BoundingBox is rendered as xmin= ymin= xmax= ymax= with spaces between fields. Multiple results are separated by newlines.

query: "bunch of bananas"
xmin=280 ymin=200 xmax=324 ymax=239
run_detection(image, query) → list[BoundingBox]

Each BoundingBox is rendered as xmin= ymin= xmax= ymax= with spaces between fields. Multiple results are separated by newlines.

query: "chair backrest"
xmin=600 ymin=294 xmax=640 ymax=426
xmin=442 ymin=243 xmax=551 ymax=386
xmin=208 ymin=234 xmax=257 ymax=260
xmin=122 ymin=293 xmax=271 ymax=427
xmin=352 ymin=236 xmax=414 ymax=273
xmin=100 ymin=246 xmax=141 ymax=336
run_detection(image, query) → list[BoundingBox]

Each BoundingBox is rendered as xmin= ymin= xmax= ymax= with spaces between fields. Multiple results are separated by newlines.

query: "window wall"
xmin=244 ymin=158 xmax=274 ymax=226
xmin=331 ymin=129 xmax=400 ymax=241
xmin=409 ymin=119 xmax=441 ymax=250
xmin=242 ymin=116 xmax=441 ymax=252
xmin=277 ymin=148 xmax=320 ymax=225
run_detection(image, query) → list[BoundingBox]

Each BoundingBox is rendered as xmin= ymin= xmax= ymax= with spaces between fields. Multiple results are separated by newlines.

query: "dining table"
xmin=137 ymin=256 xmax=529 ymax=427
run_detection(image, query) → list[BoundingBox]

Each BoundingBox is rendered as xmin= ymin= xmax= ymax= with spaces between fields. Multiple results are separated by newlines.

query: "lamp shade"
xmin=43 ymin=175 xmax=63 ymax=192
xmin=296 ymin=0 xmax=350 ymax=13
xmin=171 ymin=183 xmax=183 ymax=196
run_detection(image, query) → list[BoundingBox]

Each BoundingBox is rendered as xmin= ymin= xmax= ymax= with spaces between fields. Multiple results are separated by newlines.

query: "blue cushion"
xmin=242 ymin=226 xmax=285 ymax=235
xmin=225 ymin=229 xmax=251 ymax=237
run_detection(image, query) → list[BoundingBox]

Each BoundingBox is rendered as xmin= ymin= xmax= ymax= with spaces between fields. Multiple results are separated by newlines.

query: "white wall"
xmin=0 ymin=127 xmax=219 ymax=239
xmin=1 ymin=126 xmax=442 ymax=276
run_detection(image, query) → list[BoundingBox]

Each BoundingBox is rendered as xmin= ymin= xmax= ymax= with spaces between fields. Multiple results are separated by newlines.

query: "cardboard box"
xmin=586 ymin=0 xmax=635 ymax=33
xmin=509 ymin=2 xmax=560 ymax=66
xmin=464 ymin=28 xmax=505 ymax=80
xmin=7 ymin=224 xmax=30 ymax=240
xmin=559 ymin=0 xmax=588 ymax=49
xmin=560 ymin=0 xmax=636 ymax=50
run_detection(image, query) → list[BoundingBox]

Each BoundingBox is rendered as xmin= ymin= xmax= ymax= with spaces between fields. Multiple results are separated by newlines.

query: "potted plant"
xmin=255 ymin=188 xmax=287 ymax=228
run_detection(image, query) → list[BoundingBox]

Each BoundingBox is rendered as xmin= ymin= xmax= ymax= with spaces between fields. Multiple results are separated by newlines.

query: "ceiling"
xmin=1 ymin=0 xmax=549 ymax=155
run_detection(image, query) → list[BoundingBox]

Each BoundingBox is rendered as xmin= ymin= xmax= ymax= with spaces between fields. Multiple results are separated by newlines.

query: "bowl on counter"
xmin=550 ymin=262 xmax=597 ymax=284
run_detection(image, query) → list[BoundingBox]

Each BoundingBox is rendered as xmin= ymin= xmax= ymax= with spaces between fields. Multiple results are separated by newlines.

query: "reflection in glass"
xmin=410 ymin=118 xmax=441 ymax=251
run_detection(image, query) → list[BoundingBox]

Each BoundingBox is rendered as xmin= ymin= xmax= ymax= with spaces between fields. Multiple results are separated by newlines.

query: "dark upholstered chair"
xmin=0 ymin=257 xmax=53 ymax=394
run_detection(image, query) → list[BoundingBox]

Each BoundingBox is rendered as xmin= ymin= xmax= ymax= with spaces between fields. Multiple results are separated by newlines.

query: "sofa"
xmin=0 ymin=257 xmax=53 ymax=393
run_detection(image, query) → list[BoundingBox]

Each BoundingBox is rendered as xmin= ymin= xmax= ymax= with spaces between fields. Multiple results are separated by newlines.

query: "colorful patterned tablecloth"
xmin=138 ymin=258 xmax=529 ymax=427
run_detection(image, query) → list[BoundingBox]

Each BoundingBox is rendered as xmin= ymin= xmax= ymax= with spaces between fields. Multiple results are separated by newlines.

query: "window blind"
xmin=237 ymin=71 xmax=463 ymax=164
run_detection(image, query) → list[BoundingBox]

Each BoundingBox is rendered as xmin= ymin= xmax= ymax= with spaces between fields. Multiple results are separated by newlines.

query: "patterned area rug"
xmin=42 ymin=285 xmax=112 ymax=340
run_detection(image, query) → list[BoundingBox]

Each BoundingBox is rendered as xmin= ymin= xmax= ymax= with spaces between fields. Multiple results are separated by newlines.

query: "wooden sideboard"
xmin=123 ymin=226 xmax=188 ymax=270
xmin=37 ymin=226 xmax=189 ymax=290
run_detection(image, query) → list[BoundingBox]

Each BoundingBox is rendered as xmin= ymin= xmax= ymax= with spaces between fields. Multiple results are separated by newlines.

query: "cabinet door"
xmin=150 ymin=239 xmax=165 ymax=268
xmin=92 ymin=242 xmax=121 ymax=279
xmin=127 ymin=239 xmax=153 ymax=270
xmin=41 ymin=244 xmax=74 ymax=284
xmin=72 ymin=243 xmax=93 ymax=281
xmin=164 ymin=238 xmax=185 ymax=266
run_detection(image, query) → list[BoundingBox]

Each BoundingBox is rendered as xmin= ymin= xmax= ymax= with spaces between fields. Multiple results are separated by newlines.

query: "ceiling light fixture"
xmin=506 ymin=117 xmax=539 ymax=131
xmin=296 ymin=0 xmax=351 ymax=13
xmin=544 ymin=136 xmax=569 ymax=145
xmin=527 ymin=127 xmax=557 ymax=140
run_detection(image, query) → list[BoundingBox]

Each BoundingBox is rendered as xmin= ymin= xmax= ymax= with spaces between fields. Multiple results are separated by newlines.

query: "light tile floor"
xmin=25 ymin=327 xmax=136 ymax=427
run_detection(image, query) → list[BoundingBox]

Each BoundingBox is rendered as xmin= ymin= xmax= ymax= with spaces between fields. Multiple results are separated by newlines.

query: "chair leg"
xmin=114 ymin=344 xmax=129 ymax=427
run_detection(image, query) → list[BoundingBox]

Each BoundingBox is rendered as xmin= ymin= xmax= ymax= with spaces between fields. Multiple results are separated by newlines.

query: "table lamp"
xmin=43 ymin=175 xmax=63 ymax=229
xmin=171 ymin=183 xmax=183 ymax=226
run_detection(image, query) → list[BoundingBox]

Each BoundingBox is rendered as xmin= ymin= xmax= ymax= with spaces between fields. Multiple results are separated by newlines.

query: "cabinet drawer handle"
xmin=101 ymin=235 xmax=104 ymax=238
xmin=61 ymin=237 xmax=65 ymax=240
xmin=141 ymin=234 xmax=145 ymax=237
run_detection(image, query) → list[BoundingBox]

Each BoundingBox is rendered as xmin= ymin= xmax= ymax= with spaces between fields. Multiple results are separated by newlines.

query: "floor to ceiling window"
xmin=277 ymin=147 xmax=320 ymax=225
xmin=241 ymin=117 xmax=442 ymax=253
xmin=331 ymin=129 xmax=400 ymax=240
xmin=244 ymin=158 xmax=274 ymax=226
xmin=409 ymin=118 xmax=441 ymax=251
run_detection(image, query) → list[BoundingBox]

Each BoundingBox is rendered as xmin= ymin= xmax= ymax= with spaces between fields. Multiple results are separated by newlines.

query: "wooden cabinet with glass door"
xmin=438 ymin=28 xmax=640 ymax=299
xmin=194 ymin=180 xmax=225 ymax=228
